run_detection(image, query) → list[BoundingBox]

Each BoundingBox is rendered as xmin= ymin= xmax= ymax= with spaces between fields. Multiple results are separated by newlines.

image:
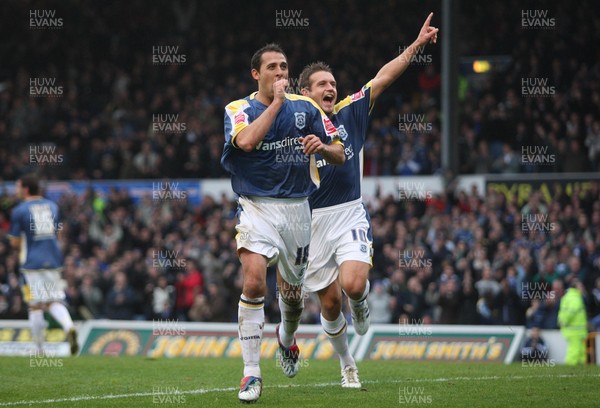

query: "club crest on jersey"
xmin=294 ymin=112 xmax=306 ymax=129
xmin=338 ymin=125 xmax=348 ymax=141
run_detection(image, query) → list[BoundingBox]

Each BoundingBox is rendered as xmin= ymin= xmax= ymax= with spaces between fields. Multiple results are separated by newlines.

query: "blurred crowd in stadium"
xmin=0 ymin=0 xmax=598 ymax=181
xmin=0 ymin=183 xmax=599 ymax=330
xmin=0 ymin=0 xmax=599 ymax=327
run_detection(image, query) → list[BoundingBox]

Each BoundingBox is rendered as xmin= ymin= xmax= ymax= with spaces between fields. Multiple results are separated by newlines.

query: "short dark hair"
xmin=19 ymin=173 xmax=40 ymax=195
xmin=251 ymin=43 xmax=286 ymax=72
xmin=299 ymin=61 xmax=333 ymax=90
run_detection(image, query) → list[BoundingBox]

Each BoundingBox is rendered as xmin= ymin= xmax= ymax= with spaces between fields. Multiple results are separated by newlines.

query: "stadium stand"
xmin=0 ymin=0 xmax=599 ymax=328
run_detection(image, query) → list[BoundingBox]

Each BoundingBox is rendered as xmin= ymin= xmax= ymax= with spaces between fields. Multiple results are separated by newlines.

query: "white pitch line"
xmin=1 ymin=373 xmax=599 ymax=406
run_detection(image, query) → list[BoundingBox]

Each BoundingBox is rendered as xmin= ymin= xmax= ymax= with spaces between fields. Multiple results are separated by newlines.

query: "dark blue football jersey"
xmin=221 ymin=92 xmax=341 ymax=198
xmin=310 ymin=81 xmax=374 ymax=208
xmin=9 ymin=198 xmax=63 ymax=270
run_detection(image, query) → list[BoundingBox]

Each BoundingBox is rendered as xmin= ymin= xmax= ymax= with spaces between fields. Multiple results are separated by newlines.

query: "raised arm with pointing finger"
xmin=371 ymin=12 xmax=439 ymax=100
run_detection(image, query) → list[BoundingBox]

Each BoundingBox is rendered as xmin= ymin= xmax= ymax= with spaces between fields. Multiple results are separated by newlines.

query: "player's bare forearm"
xmin=371 ymin=12 xmax=439 ymax=100
xmin=301 ymin=135 xmax=345 ymax=165
xmin=235 ymin=78 xmax=288 ymax=152
xmin=234 ymin=100 xmax=283 ymax=152
xmin=319 ymin=142 xmax=345 ymax=165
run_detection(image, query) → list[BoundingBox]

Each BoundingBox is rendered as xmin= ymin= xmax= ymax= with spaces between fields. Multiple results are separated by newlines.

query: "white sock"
xmin=48 ymin=303 xmax=74 ymax=332
xmin=278 ymin=295 xmax=303 ymax=347
xmin=321 ymin=313 xmax=355 ymax=369
xmin=29 ymin=309 xmax=46 ymax=349
xmin=347 ymin=280 xmax=370 ymax=309
xmin=239 ymin=295 xmax=265 ymax=378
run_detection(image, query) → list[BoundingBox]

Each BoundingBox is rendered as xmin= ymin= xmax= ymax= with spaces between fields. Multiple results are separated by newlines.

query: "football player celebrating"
xmin=299 ymin=13 xmax=438 ymax=388
xmin=221 ymin=43 xmax=344 ymax=403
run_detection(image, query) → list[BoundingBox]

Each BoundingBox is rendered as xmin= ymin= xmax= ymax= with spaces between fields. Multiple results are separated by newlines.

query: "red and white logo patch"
xmin=234 ymin=112 xmax=246 ymax=125
xmin=323 ymin=117 xmax=337 ymax=135
xmin=350 ymin=89 xmax=365 ymax=101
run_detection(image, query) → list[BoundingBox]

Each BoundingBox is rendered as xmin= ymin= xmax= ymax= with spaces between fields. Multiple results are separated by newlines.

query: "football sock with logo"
xmin=239 ymin=295 xmax=265 ymax=378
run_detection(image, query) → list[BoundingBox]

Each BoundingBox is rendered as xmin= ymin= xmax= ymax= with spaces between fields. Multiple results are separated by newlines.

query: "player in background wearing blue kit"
xmin=300 ymin=13 xmax=438 ymax=387
xmin=8 ymin=174 xmax=79 ymax=356
xmin=221 ymin=43 xmax=345 ymax=403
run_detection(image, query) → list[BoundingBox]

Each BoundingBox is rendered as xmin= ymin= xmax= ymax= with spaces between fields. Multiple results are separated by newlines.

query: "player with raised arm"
xmin=8 ymin=173 xmax=79 ymax=356
xmin=299 ymin=13 xmax=438 ymax=388
xmin=221 ymin=43 xmax=345 ymax=403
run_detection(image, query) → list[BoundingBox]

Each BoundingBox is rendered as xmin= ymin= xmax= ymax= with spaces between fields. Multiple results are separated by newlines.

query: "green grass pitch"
xmin=1 ymin=356 xmax=599 ymax=407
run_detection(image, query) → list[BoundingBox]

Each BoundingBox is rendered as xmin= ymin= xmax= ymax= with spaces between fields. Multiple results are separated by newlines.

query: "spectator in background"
xmin=401 ymin=276 xmax=427 ymax=321
xmin=521 ymin=327 xmax=550 ymax=363
xmin=474 ymin=141 xmax=492 ymax=174
xmin=369 ymin=281 xmax=392 ymax=324
xmin=188 ymin=294 xmax=213 ymax=322
xmin=204 ymin=282 xmax=228 ymax=322
xmin=418 ymin=65 xmax=440 ymax=92
xmin=174 ymin=259 xmax=203 ymax=321
xmin=459 ymin=270 xmax=478 ymax=324
xmin=525 ymin=290 xmax=562 ymax=330
xmin=476 ymin=290 xmax=498 ymax=325
xmin=491 ymin=143 xmax=521 ymax=173
xmin=526 ymin=299 xmax=543 ymax=328
xmin=563 ymin=140 xmax=588 ymax=173
xmin=105 ymin=272 xmax=137 ymax=320
xmin=79 ymin=274 xmax=103 ymax=319
xmin=475 ymin=265 xmax=502 ymax=298
xmin=133 ymin=142 xmax=159 ymax=178
xmin=540 ymin=280 xmax=564 ymax=329
xmin=437 ymin=277 xmax=461 ymax=324
xmin=498 ymin=278 xmax=524 ymax=325
xmin=89 ymin=220 xmax=123 ymax=250
xmin=152 ymin=276 xmax=174 ymax=320
xmin=585 ymin=120 xmax=600 ymax=170
xmin=0 ymin=294 xmax=9 ymax=318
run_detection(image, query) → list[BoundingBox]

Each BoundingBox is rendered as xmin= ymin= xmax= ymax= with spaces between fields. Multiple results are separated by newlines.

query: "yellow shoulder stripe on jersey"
xmin=286 ymin=93 xmax=329 ymax=116
xmin=226 ymin=99 xmax=251 ymax=148
xmin=226 ymin=98 xmax=249 ymax=111
xmin=333 ymin=80 xmax=374 ymax=114
xmin=333 ymin=95 xmax=352 ymax=114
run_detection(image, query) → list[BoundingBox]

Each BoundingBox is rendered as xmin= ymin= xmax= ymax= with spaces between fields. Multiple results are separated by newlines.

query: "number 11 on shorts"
xmin=295 ymin=245 xmax=309 ymax=265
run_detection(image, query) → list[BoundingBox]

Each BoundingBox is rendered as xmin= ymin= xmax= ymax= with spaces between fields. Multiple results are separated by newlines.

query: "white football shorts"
xmin=235 ymin=196 xmax=311 ymax=286
xmin=22 ymin=268 xmax=66 ymax=305
xmin=304 ymin=198 xmax=373 ymax=293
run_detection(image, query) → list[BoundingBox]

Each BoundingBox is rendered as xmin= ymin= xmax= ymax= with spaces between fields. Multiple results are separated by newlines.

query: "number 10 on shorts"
xmin=295 ymin=245 xmax=309 ymax=265
xmin=351 ymin=229 xmax=368 ymax=242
